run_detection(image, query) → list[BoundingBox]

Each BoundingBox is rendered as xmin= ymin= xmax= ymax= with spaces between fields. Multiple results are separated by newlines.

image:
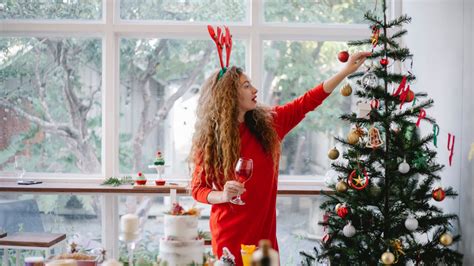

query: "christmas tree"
xmin=301 ymin=1 xmax=463 ymax=265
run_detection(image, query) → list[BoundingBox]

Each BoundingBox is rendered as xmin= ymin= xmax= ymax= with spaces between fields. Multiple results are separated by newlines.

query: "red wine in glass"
xmin=230 ymin=157 xmax=253 ymax=205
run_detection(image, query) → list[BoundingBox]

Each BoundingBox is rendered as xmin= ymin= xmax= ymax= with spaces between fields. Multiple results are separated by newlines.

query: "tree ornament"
xmin=432 ymin=187 xmax=446 ymax=201
xmin=348 ymin=167 xmax=369 ymax=190
xmin=398 ymin=159 xmax=410 ymax=174
xmin=340 ymin=83 xmax=352 ymax=96
xmin=405 ymin=90 xmax=415 ymax=102
xmin=381 ymin=251 xmax=395 ymax=265
xmin=404 ymin=215 xmax=418 ymax=231
xmin=336 ymin=180 xmax=349 ymax=193
xmin=380 ymin=58 xmax=389 ymax=66
xmin=366 ymin=126 xmax=383 ymax=149
xmin=371 ymin=26 xmax=380 ymax=47
xmin=335 ymin=203 xmax=342 ymax=212
xmin=328 ymin=147 xmax=340 ymax=160
xmin=361 ymin=72 xmax=379 ymax=88
xmin=343 ymin=222 xmax=356 ymax=237
xmin=338 ymin=50 xmax=349 ymax=62
xmin=347 ymin=130 xmax=360 ymax=145
xmin=439 ymin=232 xmax=453 ymax=246
xmin=336 ymin=204 xmax=349 ymax=219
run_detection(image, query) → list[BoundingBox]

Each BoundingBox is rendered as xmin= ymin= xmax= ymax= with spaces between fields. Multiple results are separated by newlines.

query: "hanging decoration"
xmin=404 ymin=215 xmax=418 ymax=231
xmin=439 ymin=232 xmax=453 ymax=246
xmin=398 ymin=158 xmax=410 ymax=174
xmin=366 ymin=125 xmax=384 ymax=149
xmin=343 ymin=222 xmax=356 ymax=237
xmin=371 ymin=26 xmax=380 ymax=48
xmin=328 ymin=147 xmax=340 ymax=160
xmin=348 ymin=166 xmax=369 ymax=190
xmin=361 ymin=72 xmax=379 ymax=89
xmin=447 ymin=133 xmax=455 ymax=166
xmin=432 ymin=187 xmax=446 ymax=201
xmin=336 ymin=180 xmax=349 ymax=193
xmin=381 ymin=250 xmax=395 ymax=265
xmin=416 ymin=109 xmax=426 ymax=127
xmin=370 ymin=99 xmax=380 ymax=110
xmin=336 ymin=203 xmax=349 ymax=219
xmin=433 ymin=124 xmax=440 ymax=147
xmin=390 ymin=239 xmax=406 ymax=263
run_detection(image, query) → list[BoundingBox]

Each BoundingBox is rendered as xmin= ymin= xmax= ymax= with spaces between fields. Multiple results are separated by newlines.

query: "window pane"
xmin=120 ymin=0 xmax=247 ymax=22
xmin=0 ymin=37 xmax=102 ymax=174
xmin=263 ymin=40 xmax=352 ymax=179
xmin=119 ymin=38 xmax=246 ymax=175
xmin=277 ymin=195 xmax=325 ymax=265
xmin=0 ymin=193 xmax=102 ymax=265
xmin=0 ymin=1 xmax=102 ymax=20
xmin=264 ymin=0 xmax=389 ymax=24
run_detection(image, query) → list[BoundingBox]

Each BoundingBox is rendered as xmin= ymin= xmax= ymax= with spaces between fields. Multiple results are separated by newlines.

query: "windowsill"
xmin=0 ymin=178 xmax=333 ymax=195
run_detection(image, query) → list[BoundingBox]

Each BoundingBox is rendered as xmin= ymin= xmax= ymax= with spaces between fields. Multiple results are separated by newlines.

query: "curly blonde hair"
xmin=190 ymin=66 xmax=280 ymax=188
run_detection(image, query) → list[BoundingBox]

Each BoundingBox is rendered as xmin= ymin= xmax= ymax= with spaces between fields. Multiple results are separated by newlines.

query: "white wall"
xmin=403 ymin=0 xmax=473 ymax=263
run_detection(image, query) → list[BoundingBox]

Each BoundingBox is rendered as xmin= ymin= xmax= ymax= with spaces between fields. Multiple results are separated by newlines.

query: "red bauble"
xmin=380 ymin=58 xmax=389 ymax=66
xmin=405 ymin=90 xmax=415 ymax=102
xmin=337 ymin=205 xmax=349 ymax=218
xmin=338 ymin=51 xmax=350 ymax=63
xmin=432 ymin=187 xmax=446 ymax=201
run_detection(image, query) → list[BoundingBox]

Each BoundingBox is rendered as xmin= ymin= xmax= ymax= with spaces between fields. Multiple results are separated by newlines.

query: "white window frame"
xmin=0 ymin=0 xmax=403 ymax=258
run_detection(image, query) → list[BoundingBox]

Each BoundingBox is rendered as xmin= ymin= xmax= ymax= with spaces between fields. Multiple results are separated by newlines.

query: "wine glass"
xmin=230 ymin=157 xmax=253 ymax=205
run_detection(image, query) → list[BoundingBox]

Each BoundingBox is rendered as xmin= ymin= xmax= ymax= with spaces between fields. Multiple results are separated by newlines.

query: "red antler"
xmin=224 ymin=26 xmax=232 ymax=67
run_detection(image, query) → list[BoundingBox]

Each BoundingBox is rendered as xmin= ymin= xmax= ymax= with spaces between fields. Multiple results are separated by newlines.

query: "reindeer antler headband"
xmin=207 ymin=25 xmax=233 ymax=80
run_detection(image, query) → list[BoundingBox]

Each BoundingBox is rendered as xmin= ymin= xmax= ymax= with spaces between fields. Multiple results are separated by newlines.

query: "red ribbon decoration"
xmin=416 ymin=109 xmax=426 ymax=127
xmin=370 ymin=99 xmax=380 ymax=109
xmin=447 ymin=133 xmax=455 ymax=166
xmin=392 ymin=76 xmax=407 ymax=96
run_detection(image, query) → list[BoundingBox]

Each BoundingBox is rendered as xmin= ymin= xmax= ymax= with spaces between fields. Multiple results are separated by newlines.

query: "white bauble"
xmin=343 ymin=223 xmax=356 ymax=237
xmin=404 ymin=215 xmax=419 ymax=231
xmin=398 ymin=160 xmax=410 ymax=174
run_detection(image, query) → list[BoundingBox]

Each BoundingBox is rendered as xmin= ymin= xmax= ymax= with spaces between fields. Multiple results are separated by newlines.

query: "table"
xmin=0 ymin=232 xmax=66 ymax=266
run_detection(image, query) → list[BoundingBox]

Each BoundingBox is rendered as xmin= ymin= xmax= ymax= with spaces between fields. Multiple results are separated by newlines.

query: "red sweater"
xmin=192 ymin=83 xmax=330 ymax=265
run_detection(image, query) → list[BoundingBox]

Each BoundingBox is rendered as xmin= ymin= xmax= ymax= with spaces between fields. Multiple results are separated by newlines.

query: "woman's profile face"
xmin=237 ymin=73 xmax=258 ymax=113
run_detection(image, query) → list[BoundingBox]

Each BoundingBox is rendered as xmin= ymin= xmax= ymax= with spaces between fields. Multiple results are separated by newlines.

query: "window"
xmin=264 ymin=0 xmax=388 ymax=24
xmin=0 ymin=37 xmax=102 ymax=174
xmin=120 ymin=0 xmax=248 ymax=22
xmin=0 ymin=1 xmax=102 ymax=20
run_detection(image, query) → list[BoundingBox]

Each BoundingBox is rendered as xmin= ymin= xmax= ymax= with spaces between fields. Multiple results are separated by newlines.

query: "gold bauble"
xmin=381 ymin=251 xmax=395 ymax=265
xmin=328 ymin=147 xmax=340 ymax=160
xmin=336 ymin=180 xmax=349 ymax=193
xmin=340 ymin=83 xmax=353 ymax=96
xmin=440 ymin=233 xmax=453 ymax=246
xmin=347 ymin=131 xmax=360 ymax=145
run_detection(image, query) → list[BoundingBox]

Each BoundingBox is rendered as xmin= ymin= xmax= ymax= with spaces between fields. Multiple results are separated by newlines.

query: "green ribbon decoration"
xmin=433 ymin=124 xmax=440 ymax=147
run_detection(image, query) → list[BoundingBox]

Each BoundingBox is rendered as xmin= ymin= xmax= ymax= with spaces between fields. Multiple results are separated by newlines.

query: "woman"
xmin=191 ymin=52 xmax=370 ymax=265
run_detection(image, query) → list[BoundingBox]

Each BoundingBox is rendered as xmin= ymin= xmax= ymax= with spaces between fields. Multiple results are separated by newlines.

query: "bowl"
xmin=155 ymin=180 xmax=166 ymax=186
xmin=135 ymin=180 xmax=147 ymax=185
